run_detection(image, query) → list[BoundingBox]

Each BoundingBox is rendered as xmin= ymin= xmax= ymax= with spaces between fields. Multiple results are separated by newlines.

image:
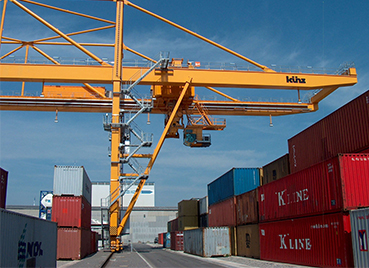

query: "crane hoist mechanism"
xmin=0 ymin=0 xmax=357 ymax=252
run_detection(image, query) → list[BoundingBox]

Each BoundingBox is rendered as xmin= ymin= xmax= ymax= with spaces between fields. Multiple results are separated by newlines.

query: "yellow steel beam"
xmin=0 ymin=45 xmax=24 ymax=60
xmin=117 ymin=81 xmax=191 ymax=236
xmin=0 ymin=0 xmax=8 ymax=51
xmin=124 ymin=0 xmax=274 ymax=72
xmin=10 ymin=0 xmax=110 ymax=66
xmin=0 ymin=64 xmax=358 ymax=90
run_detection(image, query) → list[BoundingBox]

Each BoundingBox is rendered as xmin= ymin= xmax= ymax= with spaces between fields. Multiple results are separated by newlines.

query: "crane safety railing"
xmin=0 ymin=56 xmax=352 ymax=75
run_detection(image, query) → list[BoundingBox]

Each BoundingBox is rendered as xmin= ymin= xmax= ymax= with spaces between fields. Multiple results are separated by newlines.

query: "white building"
xmin=91 ymin=181 xmax=155 ymax=207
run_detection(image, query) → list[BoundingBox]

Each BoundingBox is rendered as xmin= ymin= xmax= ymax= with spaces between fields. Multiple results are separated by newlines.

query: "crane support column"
xmin=110 ymin=0 xmax=124 ymax=252
xmin=117 ymin=80 xmax=192 ymax=235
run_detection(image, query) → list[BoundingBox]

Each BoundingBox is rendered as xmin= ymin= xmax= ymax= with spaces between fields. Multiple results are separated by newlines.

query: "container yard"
xmin=1 ymin=0 xmax=368 ymax=267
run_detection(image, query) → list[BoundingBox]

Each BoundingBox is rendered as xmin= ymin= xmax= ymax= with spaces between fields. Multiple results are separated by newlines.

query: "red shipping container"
xmin=52 ymin=195 xmax=91 ymax=229
xmin=169 ymin=218 xmax=179 ymax=232
xmin=158 ymin=233 xmax=164 ymax=245
xmin=57 ymin=228 xmax=91 ymax=260
xmin=236 ymin=189 xmax=258 ymax=225
xmin=90 ymin=231 xmax=98 ymax=254
xmin=170 ymin=231 xmax=184 ymax=251
xmin=259 ymin=212 xmax=353 ymax=267
xmin=0 ymin=168 xmax=8 ymax=209
xmin=208 ymin=196 xmax=236 ymax=227
xmin=259 ymin=154 xmax=369 ymax=222
xmin=288 ymin=90 xmax=369 ymax=174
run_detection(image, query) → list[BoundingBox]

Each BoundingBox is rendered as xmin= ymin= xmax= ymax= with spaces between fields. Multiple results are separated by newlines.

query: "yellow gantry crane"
xmin=0 ymin=0 xmax=357 ymax=251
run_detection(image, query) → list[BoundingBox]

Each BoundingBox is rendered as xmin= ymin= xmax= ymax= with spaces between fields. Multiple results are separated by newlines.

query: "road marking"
xmin=133 ymin=247 xmax=154 ymax=268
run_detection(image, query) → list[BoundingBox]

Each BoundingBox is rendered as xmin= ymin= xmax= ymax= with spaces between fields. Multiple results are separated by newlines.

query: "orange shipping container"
xmin=208 ymin=196 xmax=236 ymax=227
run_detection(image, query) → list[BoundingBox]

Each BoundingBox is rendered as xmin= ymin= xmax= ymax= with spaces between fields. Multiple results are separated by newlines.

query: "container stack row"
xmin=52 ymin=165 xmax=98 ymax=260
xmin=160 ymin=90 xmax=369 ymax=268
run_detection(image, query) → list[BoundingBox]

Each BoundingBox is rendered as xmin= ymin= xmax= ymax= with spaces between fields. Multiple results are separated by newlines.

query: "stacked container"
xmin=288 ymin=90 xmax=369 ymax=174
xmin=178 ymin=199 xmax=199 ymax=231
xmin=0 ymin=167 xmax=8 ymax=209
xmin=170 ymin=231 xmax=184 ymax=251
xmin=262 ymin=154 xmax=290 ymax=185
xmin=52 ymin=165 xmax=96 ymax=260
xmin=350 ymin=208 xmax=369 ymax=267
xmin=199 ymin=196 xmax=208 ymax=228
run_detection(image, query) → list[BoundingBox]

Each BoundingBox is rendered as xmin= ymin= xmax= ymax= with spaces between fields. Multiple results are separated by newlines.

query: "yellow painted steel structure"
xmin=0 ymin=0 xmax=358 ymax=251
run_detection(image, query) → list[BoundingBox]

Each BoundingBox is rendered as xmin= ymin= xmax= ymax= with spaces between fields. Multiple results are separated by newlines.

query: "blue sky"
xmin=0 ymin=0 xmax=368 ymax=207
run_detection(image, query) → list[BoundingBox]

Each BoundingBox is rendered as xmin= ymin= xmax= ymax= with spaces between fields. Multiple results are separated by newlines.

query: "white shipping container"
xmin=199 ymin=196 xmax=208 ymax=216
xmin=53 ymin=165 xmax=92 ymax=204
xmin=0 ymin=208 xmax=57 ymax=267
xmin=184 ymin=227 xmax=230 ymax=257
xmin=350 ymin=208 xmax=369 ymax=268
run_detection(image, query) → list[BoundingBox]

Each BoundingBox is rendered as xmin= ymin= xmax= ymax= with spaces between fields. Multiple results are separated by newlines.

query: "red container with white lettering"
xmin=170 ymin=231 xmax=184 ymax=251
xmin=259 ymin=154 xmax=369 ymax=222
xmin=259 ymin=212 xmax=353 ymax=267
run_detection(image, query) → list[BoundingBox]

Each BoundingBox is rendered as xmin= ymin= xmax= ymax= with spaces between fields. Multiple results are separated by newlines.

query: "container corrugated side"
xmin=57 ymin=227 xmax=91 ymax=260
xmin=259 ymin=212 xmax=353 ymax=267
xmin=208 ymin=168 xmax=260 ymax=206
xmin=51 ymin=195 xmax=91 ymax=229
xmin=259 ymin=154 xmax=369 ymax=222
xmin=350 ymin=208 xmax=369 ymax=268
xmin=199 ymin=196 xmax=208 ymax=215
xmin=0 ymin=208 xmax=57 ymax=267
xmin=170 ymin=231 xmax=184 ymax=251
xmin=178 ymin=215 xmax=198 ymax=231
xmin=339 ymin=154 xmax=369 ymax=210
xmin=262 ymin=154 xmax=290 ymax=185
xmin=163 ymin=232 xmax=171 ymax=248
xmin=0 ymin=168 xmax=8 ymax=209
xmin=168 ymin=217 xmax=178 ymax=232
xmin=178 ymin=199 xmax=199 ymax=217
xmin=237 ymin=224 xmax=260 ymax=258
xmin=184 ymin=227 xmax=231 ymax=257
xmin=158 ymin=232 xmax=164 ymax=245
xmin=236 ymin=189 xmax=258 ymax=225
xmin=208 ymin=196 xmax=236 ymax=227
xmin=53 ymin=165 xmax=92 ymax=204
xmin=199 ymin=214 xmax=208 ymax=228
xmin=288 ymin=90 xmax=369 ymax=174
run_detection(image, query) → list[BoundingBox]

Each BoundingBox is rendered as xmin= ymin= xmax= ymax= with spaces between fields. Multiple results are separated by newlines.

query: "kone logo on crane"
xmin=286 ymin=76 xmax=306 ymax=84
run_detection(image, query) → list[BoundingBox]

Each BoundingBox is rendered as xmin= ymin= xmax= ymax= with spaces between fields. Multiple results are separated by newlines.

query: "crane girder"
xmin=0 ymin=63 xmax=357 ymax=91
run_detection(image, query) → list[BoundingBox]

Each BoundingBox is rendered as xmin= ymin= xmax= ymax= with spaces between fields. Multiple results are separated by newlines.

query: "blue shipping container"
xmin=207 ymin=168 xmax=260 ymax=206
xmin=163 ymin=232 xmax=171 ymax=248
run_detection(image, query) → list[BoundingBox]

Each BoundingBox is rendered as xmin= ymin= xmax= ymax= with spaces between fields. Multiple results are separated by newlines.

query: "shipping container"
xmin=53 ymin=165 xmax=92 ymax=204
xmin=259 ymin=154 xmax=369 ymax=222
xmin=178 ymin=199 xmax=199 ymax=217
xmin=262 ymin=154 xmax=290 ymax=185
xmin=288 ymin=90 xmax=369 ymax=174
xmin=90 ymin=231 xmax=98 ymax=254
xmin=199 ymin=196 xmax=208 ymax=215
xmin=178 ymin=215 xmax=198 ymax=231
xmin=168 ymin=217 xmax=178 ymax=232
xmin=0 ymin=208 xmax=57 ymax=267
xmin=52 ymin=195 xmax=91 ymax=229
xmin=208 ymin=168 xmax=260 ymax=206
xmin=237 ymin=224 xmax=260 ymax=258
xmin=208 ymin=196 xmax=236 ymax=227
xmin=350 ymin=208 xmax=369 ymax=268
xmin=260 ymin=212 xmax=353 ymax=267
xmin=236 ymin=189 xmax=258 ymax=225
xmin=163 ymin=232 xmax=171 ymax=248
xmin=199 ymin=214 xmax=208 ymax=228
xmin=184 ymin=227 xmax=231 ymax=257
xmin=57 ymin=227 xmax=91 ymax=260
xmin=0 ymin=168 xmax=8 ymax=209
xmin=170 ymin=231 xmax=184 ymax=251
xmin=158 ymin=232 xmax=164 ymax=245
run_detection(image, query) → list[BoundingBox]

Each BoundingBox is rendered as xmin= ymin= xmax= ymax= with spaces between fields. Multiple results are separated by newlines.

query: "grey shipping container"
xmin=53 ymin=165 xmax=92 ymax=204
xmin=199 ymin=196 xmax=208 ymax=215
xmin=350 ymin=208 xmax=369 ymax=268
xmin=184 ymin=227 xmax=231 ymax=257
xmin=208 ymin=168 xmax=260 ymax=206
xmin=262 ymin=154 xmax=290 ymax=185
xmin=0 ymin=208 xmax=57 ymax=268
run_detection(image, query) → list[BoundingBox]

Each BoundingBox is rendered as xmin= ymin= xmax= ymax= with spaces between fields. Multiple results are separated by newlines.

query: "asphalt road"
xmin=105 ymin=243 xmax=228 ymax=268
